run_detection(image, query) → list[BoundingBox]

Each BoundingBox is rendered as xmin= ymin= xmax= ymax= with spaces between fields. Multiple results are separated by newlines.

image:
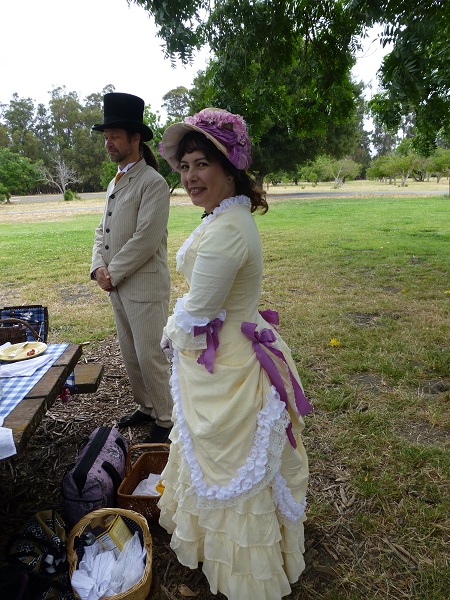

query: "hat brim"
xmin=91 ymin=120 xmax=153 ymax=142
xmin=161 ymin=123 xmax=228 ymax=171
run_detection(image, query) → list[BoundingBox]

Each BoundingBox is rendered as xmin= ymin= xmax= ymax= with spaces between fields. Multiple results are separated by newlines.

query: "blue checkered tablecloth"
xmin=0 ymin=343 xmax=69 ymax=424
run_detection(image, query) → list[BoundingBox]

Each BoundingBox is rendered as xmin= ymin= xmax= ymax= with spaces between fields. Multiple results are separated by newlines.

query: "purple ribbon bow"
xmin=241 ymin=321 xmax=313 ymax=448
xmin=193 ymin=318 xmax=224 ymax=374
xmin=259 ymin=309 xmax=280 ymax=330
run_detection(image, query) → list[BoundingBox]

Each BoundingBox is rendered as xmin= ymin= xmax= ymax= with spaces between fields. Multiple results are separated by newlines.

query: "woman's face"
xmin=180 ymin=150 xmax=235 ymax=214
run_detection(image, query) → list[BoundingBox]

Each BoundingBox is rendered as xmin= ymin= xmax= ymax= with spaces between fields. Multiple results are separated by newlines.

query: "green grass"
xmin=1 ymin=194 xmax=449 ymax=599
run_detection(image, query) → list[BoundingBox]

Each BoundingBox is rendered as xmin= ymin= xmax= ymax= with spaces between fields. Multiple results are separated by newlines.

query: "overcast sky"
xmin=3 ymin=0 xmax=386 ymax=115
xmin=2 ymin=0 xmax=209 ymax=114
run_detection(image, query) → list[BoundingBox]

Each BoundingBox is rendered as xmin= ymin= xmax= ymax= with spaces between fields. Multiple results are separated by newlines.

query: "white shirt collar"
xmin=118 ymin=161 xmax=137 ymax=174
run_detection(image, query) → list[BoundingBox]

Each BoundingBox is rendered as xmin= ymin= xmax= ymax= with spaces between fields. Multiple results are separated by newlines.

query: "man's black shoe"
xmin=117 ymin=410 xmax=155 ymax=429
xmin=143 ymin=423 xmax=172 ymax=443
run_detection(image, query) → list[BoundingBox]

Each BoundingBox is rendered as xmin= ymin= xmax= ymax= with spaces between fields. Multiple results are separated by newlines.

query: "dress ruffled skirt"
xmin=158 ymin=335 xmax=309 ymax=599
xmin=159 ymin=419 xmax=308 ymax=600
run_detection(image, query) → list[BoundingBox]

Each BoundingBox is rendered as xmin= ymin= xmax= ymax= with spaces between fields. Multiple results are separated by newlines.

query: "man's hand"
xmin=95 ymin=266 xmax=114 ymax=292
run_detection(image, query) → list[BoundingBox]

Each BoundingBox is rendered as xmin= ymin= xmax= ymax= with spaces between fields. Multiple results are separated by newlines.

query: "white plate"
xmin=0 ymin=342 xmax=48 ymax=362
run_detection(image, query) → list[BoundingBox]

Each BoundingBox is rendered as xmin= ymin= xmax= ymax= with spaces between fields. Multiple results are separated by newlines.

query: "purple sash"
xmin=241 ymin=318 xmax=313 ymax=448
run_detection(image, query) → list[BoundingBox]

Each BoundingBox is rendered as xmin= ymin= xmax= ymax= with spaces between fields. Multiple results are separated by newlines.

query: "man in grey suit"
xmin=91 ymin=92 xmax=172 ymax=443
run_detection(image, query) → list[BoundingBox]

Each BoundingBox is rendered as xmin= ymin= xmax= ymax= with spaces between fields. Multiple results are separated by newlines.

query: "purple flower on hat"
xmin=185 ymin=108 xmax=252 ymax=170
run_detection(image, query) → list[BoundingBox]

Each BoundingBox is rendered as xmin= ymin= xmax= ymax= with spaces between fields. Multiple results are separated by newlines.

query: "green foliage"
xmin=0 ymin=182 xmax=8 ymax=202
xmin=129 ymin=0 xmax=208 ymax=62
xmin=424 ymin=148 xmax=450 ymax=183
xmin=0 ymin=148 xmax=41 ymax=199
xmin=190 ymin=53 xmax=362 ymax=179
xmin=349 ymin=0 xmax=450 ymax=150
xmin=162 ymin=86 xmax=191 ymax=120
xmin=365 ymin=140 xmax=445 ymax=185
xmin=132 ymin=0 xmax=449 ymax=154
xmin=299 ymin=155 xmax=362 ymax=185
xmin=100 ymin=160 xmax=117 ymax=190
xmin=132 ymin=1 xmax=363 ymax=178
xmin=63 ymin=189 xmax=80 ymax=201
xmin=1 ymin=0 xmax=447 ymax=195
xmin=158 ymin=158 xmax=181 ymax=193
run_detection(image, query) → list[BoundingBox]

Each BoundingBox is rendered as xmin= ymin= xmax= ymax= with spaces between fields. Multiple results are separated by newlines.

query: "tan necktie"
xmin=114 ymin=171 xmax=125 ymax=185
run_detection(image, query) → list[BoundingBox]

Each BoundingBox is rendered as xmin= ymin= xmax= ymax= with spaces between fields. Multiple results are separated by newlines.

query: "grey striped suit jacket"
xmin=91 ymin=159 xmax=170 ymax=301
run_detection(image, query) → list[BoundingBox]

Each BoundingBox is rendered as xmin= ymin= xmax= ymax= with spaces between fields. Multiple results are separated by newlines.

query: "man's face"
xmin=103 ymin=128 xmax=138 ymax=165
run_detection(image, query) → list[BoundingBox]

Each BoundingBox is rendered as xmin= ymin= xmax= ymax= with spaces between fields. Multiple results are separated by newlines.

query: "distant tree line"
xmin=1 ymin=0 xmax=449 ymax=200
xmin=1 ymin=83 xmax=449 ymax=203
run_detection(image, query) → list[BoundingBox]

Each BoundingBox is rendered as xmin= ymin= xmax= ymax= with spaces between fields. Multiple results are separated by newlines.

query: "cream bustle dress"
xmin=158 ymin=195 xmax=310 ymax=600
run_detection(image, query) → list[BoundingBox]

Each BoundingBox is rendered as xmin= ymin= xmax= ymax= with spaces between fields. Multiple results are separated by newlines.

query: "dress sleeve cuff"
xmin=164 ymin=295 xmax=226 ymax=351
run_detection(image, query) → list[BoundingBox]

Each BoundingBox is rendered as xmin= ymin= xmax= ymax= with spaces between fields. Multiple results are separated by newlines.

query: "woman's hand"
xmin=160 ymin=334 xmax=174 ymax=361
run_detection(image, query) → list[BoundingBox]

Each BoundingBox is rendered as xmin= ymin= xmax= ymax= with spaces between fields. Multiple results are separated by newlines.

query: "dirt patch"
xmin=417 ymin=378 xmax=450 ymax=395
xmin=349 ymin=312 xmax=382 ymax=327
xmin=395 ymin=420 xmax=450 ymax=448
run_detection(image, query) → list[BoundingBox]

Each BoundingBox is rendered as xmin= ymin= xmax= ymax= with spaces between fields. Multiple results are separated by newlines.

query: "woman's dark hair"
xmin=175 ymin=131 xmax=268 ymax=214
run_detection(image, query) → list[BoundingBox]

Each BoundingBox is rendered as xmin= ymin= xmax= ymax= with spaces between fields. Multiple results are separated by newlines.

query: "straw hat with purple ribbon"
xmin=160 ymin=108 xmax=252 ymax=172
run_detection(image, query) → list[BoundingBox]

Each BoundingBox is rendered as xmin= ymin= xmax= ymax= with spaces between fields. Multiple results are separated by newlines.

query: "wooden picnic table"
xmin=3 ymin=344 xmax=82 ymax=454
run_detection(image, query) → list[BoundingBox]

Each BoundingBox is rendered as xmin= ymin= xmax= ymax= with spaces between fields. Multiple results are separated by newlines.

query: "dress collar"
xmin=176 ymin=195 xmax=251 ymax=270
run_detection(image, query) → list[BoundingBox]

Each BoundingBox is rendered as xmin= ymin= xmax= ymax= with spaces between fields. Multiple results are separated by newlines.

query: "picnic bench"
xmin=2 ymin=345 xmax=104 ymax=455
xmin=72 ymin=362 xmax=104 ymax=394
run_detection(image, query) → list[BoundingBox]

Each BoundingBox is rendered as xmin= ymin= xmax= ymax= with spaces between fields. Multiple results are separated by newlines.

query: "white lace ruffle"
xmin=173 ymin=295 xmax=226 ymax=334
xmin=176 ymin=195 xmax=252 ymax=270
xmin=170 ymin=350 xmax=305 ymax=522
xmin=272 ymin=473 xmax=307 ymax=525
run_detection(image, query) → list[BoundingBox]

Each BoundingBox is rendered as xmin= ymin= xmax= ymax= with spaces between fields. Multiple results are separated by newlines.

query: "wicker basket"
xmin=117 ymin=444 xmax=170 ymax=523
xmin=67 ymin=508 xmax=152 ymax=600
xmin=0 ymin=318 xmax=42 ymax=344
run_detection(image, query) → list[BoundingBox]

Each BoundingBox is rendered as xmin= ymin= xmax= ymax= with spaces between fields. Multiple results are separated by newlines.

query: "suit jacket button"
xmin=110 ymin=194 xmax=115 ymax=199
xmin=108 ymin=211 xmax=112 ymax=216
xmin=105 ymin=245 xmax=109 ymax=250
xmin=106 ymin=228 xmax=110 ymax=233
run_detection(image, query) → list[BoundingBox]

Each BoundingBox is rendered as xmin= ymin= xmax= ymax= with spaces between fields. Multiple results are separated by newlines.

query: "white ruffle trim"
xmin=170 ymin=351 xmax=306 ymax=522
xmin=273 ymin=473 xmax=307 ymax=525
xmin=176 ymin=195 xmax=252 ymax=270
xmin=173 ymin=294 xmax=226 ymax=334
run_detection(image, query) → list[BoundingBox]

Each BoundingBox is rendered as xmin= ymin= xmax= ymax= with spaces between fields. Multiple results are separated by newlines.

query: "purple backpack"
xmin=62 ymin=426 xmax=128 ymax=527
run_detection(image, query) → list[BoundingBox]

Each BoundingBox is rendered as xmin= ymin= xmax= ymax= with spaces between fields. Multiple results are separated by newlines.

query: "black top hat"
xmin=91 ymin=93 xmax=153 ymax=142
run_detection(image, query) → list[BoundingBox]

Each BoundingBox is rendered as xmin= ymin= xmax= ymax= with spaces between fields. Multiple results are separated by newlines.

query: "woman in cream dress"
xmin=158 ymin=108 xmax=312 ymax=600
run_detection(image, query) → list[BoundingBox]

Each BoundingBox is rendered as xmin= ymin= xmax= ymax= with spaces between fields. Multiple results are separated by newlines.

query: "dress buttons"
xmin=105 ymin=245 xmax=109 ymax=250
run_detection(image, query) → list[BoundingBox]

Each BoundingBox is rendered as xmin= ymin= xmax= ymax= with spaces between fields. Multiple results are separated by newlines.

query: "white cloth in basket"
xmin=132 ymin=472 xmax=162 ymax=496
xmin=71 ymin=535 xmax=146 ymax=599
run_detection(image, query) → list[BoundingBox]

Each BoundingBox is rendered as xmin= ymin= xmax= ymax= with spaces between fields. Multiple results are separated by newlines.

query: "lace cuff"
xmin=174 ymin=295 xmax=226 ymax=333
xmin=165 ymin=295 xmax=226 ymax=351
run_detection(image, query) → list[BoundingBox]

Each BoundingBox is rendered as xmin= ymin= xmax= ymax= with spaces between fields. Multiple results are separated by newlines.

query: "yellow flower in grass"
xmin=330 ymin=338 xmax=341 ymax=347
xmin=445 ymin=291 xmax=450 ymax=296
